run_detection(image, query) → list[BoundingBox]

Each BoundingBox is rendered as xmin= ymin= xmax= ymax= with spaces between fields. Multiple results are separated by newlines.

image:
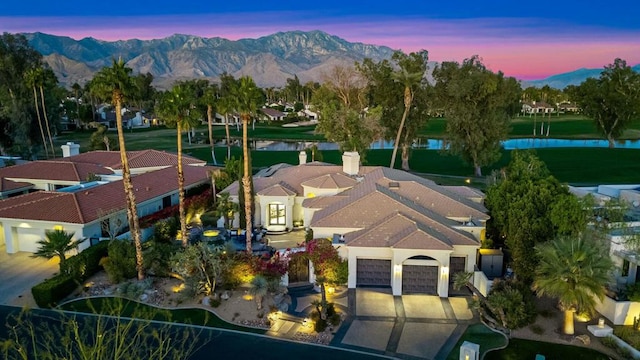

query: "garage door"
xmin=356 ymin=259 xmax=391 ymax=287
xmin=17 ymin=228 xmax=42 ymax=253
xmin=402 ymin=265 xmax=438 ymax=294
xmin=450 ymin=256 xmax=466 ymax=283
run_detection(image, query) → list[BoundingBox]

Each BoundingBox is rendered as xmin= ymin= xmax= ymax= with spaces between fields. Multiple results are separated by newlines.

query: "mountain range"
xmin=23 ymin=31 xmax=640 ymax=90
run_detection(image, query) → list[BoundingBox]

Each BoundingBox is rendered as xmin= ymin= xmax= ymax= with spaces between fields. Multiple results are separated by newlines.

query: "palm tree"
xmin=232 ymin=76 xmax=263 ymax=254
xmin=217 ymin=94 xmax=234 ymax=160
xmin=31 ymin=229 xmax=86 ymax=270
xmin=72 ymin=82 xmax=82 ymax=128
xmin=389 ymin=68 xmax=422 ymax=170
xmin=156 ymin=83 xmax=201 ymax=247
xmin=25 ymin=67 xmax=49 ymax=158
xmin=38 ymin=68 xmax=56 ymax=158
xmin=202 ymin=84 xmax=219 ymax=165
xmin=91 ymin=58 xmax=145 ymax=280
xmin=533 ymin=233 xmax=613 ymax=335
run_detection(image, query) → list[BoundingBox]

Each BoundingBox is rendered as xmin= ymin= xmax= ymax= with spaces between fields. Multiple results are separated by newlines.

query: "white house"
xmin=222 ymin=151 xmax=489 ymax=297
xmin=0 ymin=148 xmax=213 ymax=254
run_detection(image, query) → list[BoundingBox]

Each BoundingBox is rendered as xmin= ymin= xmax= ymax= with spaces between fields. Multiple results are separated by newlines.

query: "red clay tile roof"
xmin=0 ymin=178 xmax=33 ymax=192
xmin=0 ymin=165 xmax=213 ymax=224
xmin=57 ymin=149 xmax=205 ymax=170
xmin=0 ymin=161 xmax=113 ymax=182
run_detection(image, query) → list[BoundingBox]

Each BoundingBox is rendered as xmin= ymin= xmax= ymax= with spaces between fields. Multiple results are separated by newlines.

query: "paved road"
xmin=0 ymin=305 xmax=394 ymax=360
xmin=0 ymin=248 xmax=59 ymax=305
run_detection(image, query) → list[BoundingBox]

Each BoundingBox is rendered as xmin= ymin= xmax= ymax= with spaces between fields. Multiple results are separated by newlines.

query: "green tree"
xmin=31 ymin=229 xmax=86 ymax=270
xmin=304 ymin=238 xmax=348 ymax=320
xmin=219 ymin=72 xmax=239 ymax=160
xmin=171 ymin=243 xmax=228 ymax=296
xmin=230 ymin=76 xmax=263 ymax=253
xmin=433 ymin=56 xmax=521 ymax=176
xmin=358 ymin=50 xmax=430 ymax=170
xmin=215 ymin=192 xmax=238 ymax=229
xmin=91 ymin=58 xmax=145 ymax=280
xmin=568 ymin=58 xmax=640 ymax=148
xmin=25 ymin=67 xmax=50 ymax=158
xmin=71 ymin=82 xmax=82 ymax=126
xmin=202 ymin=83 xmax=219 ymax=165
xmin=533 ymin=233 xmax=613 ymax=335
xmin=485 ymin=151 xmax=577 ymax=284
xmin=156 ymin=82 xmax=202 ymax=247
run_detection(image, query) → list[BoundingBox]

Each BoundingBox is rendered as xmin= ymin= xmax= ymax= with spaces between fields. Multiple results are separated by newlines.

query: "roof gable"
xmin=301 ymin=173 xmax=358 ymax=190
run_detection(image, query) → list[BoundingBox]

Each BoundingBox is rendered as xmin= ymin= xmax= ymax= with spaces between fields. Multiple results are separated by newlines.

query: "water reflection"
xmin=253 ymin=138 xmax=640 ymax=151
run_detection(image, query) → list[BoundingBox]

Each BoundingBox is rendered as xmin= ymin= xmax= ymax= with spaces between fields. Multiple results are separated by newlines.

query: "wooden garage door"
xmin=449 ymin=256 xmax=466 ymax=283
xmin=356 ymin=259 xmax=391 ymax=287
xmin=402 ymin=265 xmax=438 ymax=294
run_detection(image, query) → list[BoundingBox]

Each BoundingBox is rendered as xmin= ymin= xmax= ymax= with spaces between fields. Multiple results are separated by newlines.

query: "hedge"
xmin=32 ymin=240 xmax=110 ymax=308
xmin=31 ymin=274 xmax=78 ymax=308
xmin=61 ymin=240 xmax=109 ymax=280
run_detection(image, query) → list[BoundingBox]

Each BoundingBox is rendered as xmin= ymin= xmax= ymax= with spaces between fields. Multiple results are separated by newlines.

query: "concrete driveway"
xmin=332 ymin=288 xmax=476 ymax=360
xmin=0 ymin=246 xmax=59 ymax=305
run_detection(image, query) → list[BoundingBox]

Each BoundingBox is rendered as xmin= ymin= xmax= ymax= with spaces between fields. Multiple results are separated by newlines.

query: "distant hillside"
xmin=24 ymin=31 xmax=396 ymax=89
xmin=524 ymin=64 xmax=640 ymax=89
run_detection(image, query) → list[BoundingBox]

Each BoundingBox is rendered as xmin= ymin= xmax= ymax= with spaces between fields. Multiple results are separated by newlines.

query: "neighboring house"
xmin=569 ymin=184 xmax=640 ymax=325
xmin=0 ymin=146 xmax=213 ymax=254
xmin=558 ymin=102 xmax=580 ymax=114
xmin=521 ymin=101 xmax=555 ymax=115
xmin=260 ymin=108 xmax=286 ymax=121
xmin=222 ymin=151 xmax=489 ymax=297
xmin=297 ymin=109 xmax=318 ymax=121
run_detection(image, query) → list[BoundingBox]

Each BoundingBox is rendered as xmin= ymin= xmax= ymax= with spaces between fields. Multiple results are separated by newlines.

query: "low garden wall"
xmin=473 ymin=271 xmax=493 ymax=297
xmin=595 ymin=295 xmax=640 ymax=325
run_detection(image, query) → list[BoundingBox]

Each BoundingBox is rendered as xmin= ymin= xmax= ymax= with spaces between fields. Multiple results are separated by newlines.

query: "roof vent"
xmin=145 ymin=186 xmax=151 ymax=191
xmin=389 ymin=182 xmax=400 ymax=189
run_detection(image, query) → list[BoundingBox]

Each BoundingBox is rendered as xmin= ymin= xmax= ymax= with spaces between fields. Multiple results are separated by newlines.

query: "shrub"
xmin=222 ymin=256 xmax=256 ymax=289
xmin=61 ymin=240 xmax=109 ymax=280
xmin=210 ymin=298 xmax=221 ymax=308
xmin=153 ymin=217 xmax=178 ymax=243
xmin=310 ymin=302 xmax=339 ymax=333
xmin=200 ymin=212 xmax=218 ymax=227
xmin=601 ymin=336 xmax=617 ymax=349
xmin=117 ymin=278 xmax=153 ymax=300
xmin=31 ymin=274 xmax=77 ymax=308
xmin=101 ymin=240 xmax=137 ymax=283
xmin=143 ymin=241 xmax=177 ymax=277
xmin=486 ymin=279 xmax=537 ymax=329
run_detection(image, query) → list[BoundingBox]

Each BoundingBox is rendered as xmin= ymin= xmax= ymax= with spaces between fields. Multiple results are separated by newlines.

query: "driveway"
xmin=331 ymin=288 xmax=476 ymax=360
xmin=0 ymin=246 xmax=59 ymax=305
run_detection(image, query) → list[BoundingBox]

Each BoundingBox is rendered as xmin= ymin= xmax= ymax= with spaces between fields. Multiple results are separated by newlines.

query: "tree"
xmin=568 ymin=58 xmax=640 ymax=148
xmin=91 ymin=58 xmax=145 ymax=280
xmin=358 ymin=50 xmax=430 ymax=170
xmin=230 ymin=76 xmax=263 ymax=254
xmin=202 ymin=83 xmax=219 ymax=165
xmin=1 ymin=300 xmax=207 ymax=360
xmin=31 ymin=229 xmax=86 ymax=270
xmin=485 ymin=151 xmax=580 ymax=284
xmin=219 ymin=72 xmax=239 ymax=160
xmin=71 ymin=82 xmax=82 ymax=127
xmin=171 ymin=243 xmax=228 ymax=296
xmin=156 ymin=82 xmax=202 ymax=247
xmin=304 ymin=238 xmax=348 ymax=320
xmin=36 ymin=67 xmax=57 ymax=158
xmin=25 ymin=67 xmax=50 ymax=158
xmin=215 ymin=192 xmax=238 ymax=229
xmin=533 ymin=233 xmax=613 ymax=335
xmin=433 ymin=56 xmax=521 ymax=176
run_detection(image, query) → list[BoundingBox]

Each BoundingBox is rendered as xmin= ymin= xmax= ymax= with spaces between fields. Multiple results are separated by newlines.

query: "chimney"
xmin=61 ymin=142 xmax=80 ymax=157
xmin=342 ymin=151 xmax=360 ymax=176
xmin=299 ymin=150 xmax=307 ymax=165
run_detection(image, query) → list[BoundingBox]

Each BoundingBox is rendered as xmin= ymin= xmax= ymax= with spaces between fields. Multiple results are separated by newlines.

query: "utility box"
xmin=477 ymin=249 xmax=504 ymax=279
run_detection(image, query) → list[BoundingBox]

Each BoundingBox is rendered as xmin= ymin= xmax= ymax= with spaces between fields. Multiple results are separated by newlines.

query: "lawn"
xmin=59 ymin=297 xmax=266 ymax=334
xmin=484 ymin=338 xmax=611 ymax=360
xmin=446 ymin=323 xmax=508 ymax=360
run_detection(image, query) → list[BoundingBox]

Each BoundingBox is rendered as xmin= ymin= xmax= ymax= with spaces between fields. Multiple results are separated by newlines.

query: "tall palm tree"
xmin=217 ymin=94 xmax=234 ymax=161
xmin=156 ymin=83 xmax=201 ymax=247
xmin=31 ymin=229 xmax=86 ymax=271
xmin=202 ymin=84 xmax=219 ymax=165
xmin=72 ymin=82 xmax=82 ymax=128
xmin=38 ymin=68 xmax=56 ymax=158
xmin=232 ymin=76 xmax=262 ymax=253
xmin=389 ymin=68 xmax=422 ymax=169
xmin=91 ymin=58 xmax=145 ymax=280
xmin=25 ymin=67 xmax=50 ymax=158
xmin=533 ymin=233 xmax=613 ymax=335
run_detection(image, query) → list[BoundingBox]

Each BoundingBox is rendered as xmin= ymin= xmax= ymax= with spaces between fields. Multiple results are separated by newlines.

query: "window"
xmin=269 ymin=203 xmax=286 ymax=225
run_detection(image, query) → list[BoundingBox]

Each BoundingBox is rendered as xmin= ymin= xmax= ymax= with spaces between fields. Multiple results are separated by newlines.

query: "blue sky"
xmin=1 ymin=0 xmax=639 ymax=79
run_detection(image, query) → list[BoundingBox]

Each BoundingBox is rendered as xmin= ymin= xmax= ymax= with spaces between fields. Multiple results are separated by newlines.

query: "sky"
xmin=1 ymin=1 xmax=639 ymax=80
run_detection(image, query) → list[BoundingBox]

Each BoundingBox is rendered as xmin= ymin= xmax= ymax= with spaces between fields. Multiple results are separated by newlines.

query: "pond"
xmin=253 ymin=138 xmax=640 ymax=151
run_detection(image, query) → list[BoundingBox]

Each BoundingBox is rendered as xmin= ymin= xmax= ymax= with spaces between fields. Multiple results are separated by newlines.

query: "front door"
xmin=288 ymin=255 xmax=309 ymax=284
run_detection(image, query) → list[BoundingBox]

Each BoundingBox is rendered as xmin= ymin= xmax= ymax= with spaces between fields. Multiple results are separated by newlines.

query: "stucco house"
xmin=521 ymin=101 xmax=555 ymax=115
xmin=0 ymin=147 xmax=213 ymax=254
xmin=260 ymin=108 xmax=286 ymax=121
xmin=222 ymin=151 xmax=489 ymax=297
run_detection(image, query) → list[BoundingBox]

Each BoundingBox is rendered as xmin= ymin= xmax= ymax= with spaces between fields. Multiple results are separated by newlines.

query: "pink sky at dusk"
xmin=2 ymin=12 xmax=639 ymax=80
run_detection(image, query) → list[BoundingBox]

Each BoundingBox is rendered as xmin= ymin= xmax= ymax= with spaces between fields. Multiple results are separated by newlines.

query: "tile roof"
xmin=443 ymin=186 xmax=485 ymax=200
xmin=0 ymin=161 xmax=113 ymax=182
xmin=302 ymin=195 xmax=347 ymax=209
xmin=0 ymin=178 xmax=33 ymax=192
xmin=56 ymin=149 xmax=205 ymax=170
xmin=0 ymin=165 xmax=213 ymax=224
xmin=301 ymin=173 xmax=358 ymax=190
xmin=257 ymin=182 xmax=297 ymax=197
